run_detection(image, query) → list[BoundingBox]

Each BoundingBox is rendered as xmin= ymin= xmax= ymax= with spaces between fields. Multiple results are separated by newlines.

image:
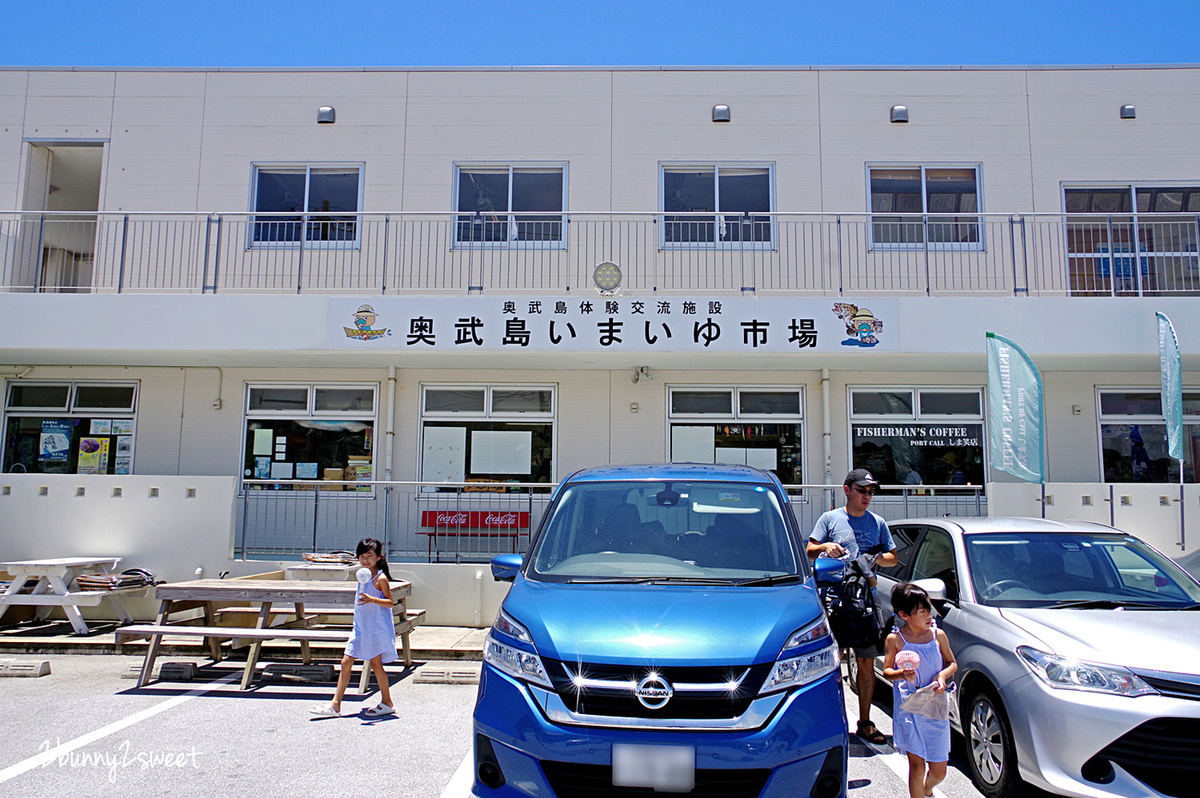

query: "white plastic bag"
xmin=898 ymin=682 xmax=953 ymax=721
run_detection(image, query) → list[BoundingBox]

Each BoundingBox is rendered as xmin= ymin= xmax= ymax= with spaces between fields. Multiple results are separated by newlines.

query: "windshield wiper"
xmin=564 ymin=576 xmax=736 ymax=585
xmin=1048 ymin=599 xmax=1164 ymax=610
xmin=737 ymin=574 xmax=804 ymax=586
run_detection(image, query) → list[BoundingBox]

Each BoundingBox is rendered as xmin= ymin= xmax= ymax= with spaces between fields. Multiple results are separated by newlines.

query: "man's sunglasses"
xmin=849 ymin=484 xmax=876 ymax=495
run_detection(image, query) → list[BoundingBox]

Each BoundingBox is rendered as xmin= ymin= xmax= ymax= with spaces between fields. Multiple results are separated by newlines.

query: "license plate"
xmin=612 ymin=743 xmax=695 ymax=792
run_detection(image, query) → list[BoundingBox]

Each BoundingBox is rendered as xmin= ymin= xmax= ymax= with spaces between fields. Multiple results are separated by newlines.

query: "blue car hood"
xmin=501 ymin=578 xmax=825 ymax=666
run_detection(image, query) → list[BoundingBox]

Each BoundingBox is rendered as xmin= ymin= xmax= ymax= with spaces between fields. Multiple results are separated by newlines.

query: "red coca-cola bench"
xmin=418 ymin=509 xmax=528 ymax=562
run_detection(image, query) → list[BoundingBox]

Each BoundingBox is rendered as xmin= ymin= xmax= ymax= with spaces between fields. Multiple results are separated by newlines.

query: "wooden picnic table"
xmin=0 ymin=557 xmax=149 ymax=635
xmin=116 ymin=578 xmax=421 ymax=690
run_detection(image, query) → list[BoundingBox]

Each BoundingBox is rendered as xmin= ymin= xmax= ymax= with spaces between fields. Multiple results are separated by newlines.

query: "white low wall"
xmin=987 ymin=481 xmax=1200 ymax=557
xmin=0 ymin=474 xmax=509 ymax=626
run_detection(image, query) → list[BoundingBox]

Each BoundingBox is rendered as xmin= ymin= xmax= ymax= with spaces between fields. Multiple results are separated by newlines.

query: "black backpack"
xmin=820 ymin=558 xmax=883 ymax=651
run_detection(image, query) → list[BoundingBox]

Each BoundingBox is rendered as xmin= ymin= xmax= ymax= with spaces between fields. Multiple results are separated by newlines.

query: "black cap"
xmin=844 ymin=468 xmax=879 ymax=487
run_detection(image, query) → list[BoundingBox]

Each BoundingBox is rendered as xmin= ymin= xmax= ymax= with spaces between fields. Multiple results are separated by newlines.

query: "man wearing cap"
xmin=807 ymin=468 xmax=898 ymax=746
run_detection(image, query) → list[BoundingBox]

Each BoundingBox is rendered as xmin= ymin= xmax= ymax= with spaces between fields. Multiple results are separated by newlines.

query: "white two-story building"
xmin=2 ymin=65 xmax=1199 ymax=602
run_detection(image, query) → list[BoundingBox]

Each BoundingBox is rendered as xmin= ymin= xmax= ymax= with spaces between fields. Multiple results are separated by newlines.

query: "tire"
xmin=965 ymin=686 xmax=1024 ymax=798
xmin=845 ymin=648 xmax=860 ymax=694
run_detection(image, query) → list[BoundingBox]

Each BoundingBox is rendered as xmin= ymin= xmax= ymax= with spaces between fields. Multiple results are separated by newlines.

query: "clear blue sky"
xmin=5 ymin=0 xmax=1198 ymax=68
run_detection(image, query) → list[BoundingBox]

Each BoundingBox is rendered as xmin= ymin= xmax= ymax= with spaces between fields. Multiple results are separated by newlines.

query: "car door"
xmin=873 ymin=523 xmax=923 ymax=620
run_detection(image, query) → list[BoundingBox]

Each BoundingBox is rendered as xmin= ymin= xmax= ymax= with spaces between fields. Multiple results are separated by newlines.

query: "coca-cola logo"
xmin=421 ymin=509 xmax=529 ymax=529
xmin=435 ymin=512 xmax=470 ymax=524
xmin=484 ymin=513 xmax=518 ymax=525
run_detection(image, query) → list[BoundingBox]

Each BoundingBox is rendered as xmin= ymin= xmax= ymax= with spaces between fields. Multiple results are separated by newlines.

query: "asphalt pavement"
xmin=0 ymin=653 xmax=1020 ymax=798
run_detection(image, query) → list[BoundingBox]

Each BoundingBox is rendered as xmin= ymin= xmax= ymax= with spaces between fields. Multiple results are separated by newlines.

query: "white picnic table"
xmin=0 ymin=557 xmax=149 ymax=635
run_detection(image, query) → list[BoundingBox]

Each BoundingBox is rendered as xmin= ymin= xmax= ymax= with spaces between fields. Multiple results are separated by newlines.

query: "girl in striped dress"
xmin=310 ymin=538 xmax=398 ymax=717
xmin=883 ymin=582 xmax=957 ymax=798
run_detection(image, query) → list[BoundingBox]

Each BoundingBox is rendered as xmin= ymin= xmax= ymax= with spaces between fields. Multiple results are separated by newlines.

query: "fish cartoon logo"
xmin=832 ymin=303 xmax=884 ymax=347
xmin=344 ymin=304 xmax=389 ymax=341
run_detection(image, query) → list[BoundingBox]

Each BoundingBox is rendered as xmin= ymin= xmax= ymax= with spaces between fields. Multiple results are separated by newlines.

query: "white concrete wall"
xmin=2 ymin=66 xmax=1199 ymax=215
xmin=988 ymin=481 xmax=1200 ymax=557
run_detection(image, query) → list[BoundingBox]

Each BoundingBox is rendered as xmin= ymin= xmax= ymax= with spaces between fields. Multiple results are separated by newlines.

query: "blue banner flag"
xmin=1157 ymin=312 xmax=1184 ymax=462
xmin=986 ymin=332 xmax=1045 ymax=483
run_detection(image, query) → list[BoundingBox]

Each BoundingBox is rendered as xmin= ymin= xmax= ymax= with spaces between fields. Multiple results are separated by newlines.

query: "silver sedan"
xmin=860 ymin=516 xmax=1200 ymax=798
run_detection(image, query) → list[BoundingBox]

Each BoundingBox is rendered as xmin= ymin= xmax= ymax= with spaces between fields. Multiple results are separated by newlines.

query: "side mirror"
xmin=912 ymin=577 xmax=947 ymax=602
xmin=813 ymin=557 xmax=846 ymax=585
xmin=490 ymin=553 xmax=523 ymax=582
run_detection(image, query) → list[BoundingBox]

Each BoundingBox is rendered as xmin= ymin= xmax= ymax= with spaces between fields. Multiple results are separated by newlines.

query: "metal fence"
xmin=236 ymin=480 xmax=985 ymax=563
xmin=3 ymin=211 xmax=1198 ymax=297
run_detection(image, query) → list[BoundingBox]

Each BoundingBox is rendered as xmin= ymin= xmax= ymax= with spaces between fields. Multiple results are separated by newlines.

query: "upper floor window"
xmin=1063 ymin=184 xmax=1200 ymax=296
xmin=869 ymin=165 xmax=982 ymax=250
xmin=455 ymin=164 xmax=566 ymax=247
xmin=251 ymin=164 xmax=363 ymax=247
xmin=661 ymin=163 xmax=774 ymax=248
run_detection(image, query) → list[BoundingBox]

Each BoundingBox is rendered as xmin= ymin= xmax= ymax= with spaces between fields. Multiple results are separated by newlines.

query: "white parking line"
xmin=440 ymin=750 xmax=475 ymax=798
xmin=0 ymin=672 xmax=239 ymax=785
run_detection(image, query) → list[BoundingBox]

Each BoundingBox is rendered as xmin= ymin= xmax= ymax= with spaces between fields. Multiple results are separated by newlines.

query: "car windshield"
xmin=965 ymin=531 xmax=1200 ymax=608
xmin=527 ymin=479 xmax=802 ymax=583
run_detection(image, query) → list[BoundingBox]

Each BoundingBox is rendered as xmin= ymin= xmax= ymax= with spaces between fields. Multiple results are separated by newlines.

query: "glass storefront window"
xmin=1098 ymin=389 xmax=1200 ymax=483
xmin=3 ymin=381 xmax=137 ymax=475
xmin=850 ymin=387 xmax=985 ymax=490
xmin=668 ymin=387 xmax=803 ymax=483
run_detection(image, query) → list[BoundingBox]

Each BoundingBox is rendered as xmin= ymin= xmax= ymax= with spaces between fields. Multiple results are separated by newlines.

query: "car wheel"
xmin=965 ymin=686 xmax=1023 ymax=798
xmin=845 ymin=649 xmax=860 ymax=694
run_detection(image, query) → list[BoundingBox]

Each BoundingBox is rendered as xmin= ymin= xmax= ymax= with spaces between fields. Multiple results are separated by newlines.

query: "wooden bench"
xmin=119 ymin=578 xmax=420 ymax=689
xmin=117 ymin=609 xmax=426 ymax=691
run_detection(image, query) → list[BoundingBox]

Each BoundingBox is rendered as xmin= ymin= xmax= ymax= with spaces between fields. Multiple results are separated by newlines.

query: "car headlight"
xmin=1017 ymin=646 xmax=1157 ymax=698
xmin=760 ymin=619 xmax=840 ymax=694
xmin=484 ymin=611 xmax=553 ymax=689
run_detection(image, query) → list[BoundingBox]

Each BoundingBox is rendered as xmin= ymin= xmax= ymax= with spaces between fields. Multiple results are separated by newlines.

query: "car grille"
xmin=1086 ymin=717 xmax=1200 ymax=797
xmin=543 ymin=660 xmax=772 ymax=719
xmin=540 ymin=761 xmax=770 ymax=797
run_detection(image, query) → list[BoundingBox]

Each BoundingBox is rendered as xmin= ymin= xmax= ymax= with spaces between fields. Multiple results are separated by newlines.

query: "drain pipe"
xmin=384 ymin=366 xmax=396 ymax=481
xmin=821 ymin=368 xmax=833 ymax=508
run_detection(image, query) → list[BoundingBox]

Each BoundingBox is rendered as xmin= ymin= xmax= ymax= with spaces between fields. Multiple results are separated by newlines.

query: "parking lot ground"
xmin=0 ymin=652 xmax=1052 ymax=798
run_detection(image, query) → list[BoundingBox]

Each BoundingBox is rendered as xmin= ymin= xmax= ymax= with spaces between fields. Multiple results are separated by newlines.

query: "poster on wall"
xmin=39 ymin=420 xmax=72 ymax=462
xmin=115 ymin=456 xmax=132 ymax=475
xmin=77 ymin=438 xmax=110 ymax=475
xmin=111 ymin=419 xmax=134 ymax=435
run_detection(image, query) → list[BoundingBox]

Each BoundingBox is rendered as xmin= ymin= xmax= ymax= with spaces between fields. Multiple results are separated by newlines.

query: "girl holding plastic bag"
xmin=883 ymin=582 xmax=958 ymax=798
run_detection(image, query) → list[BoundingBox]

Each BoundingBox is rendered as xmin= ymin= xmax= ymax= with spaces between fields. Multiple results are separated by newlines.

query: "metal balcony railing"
xmin=3 ymin=211 xmax=1198 ymax=297
xmin=236 ymin=479 xmax=985 ymax=563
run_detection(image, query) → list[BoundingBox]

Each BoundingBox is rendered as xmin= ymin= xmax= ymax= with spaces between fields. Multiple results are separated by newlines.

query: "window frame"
xmin=866 ymin=163 xmax=984 ymax=252
xmin=1095 ymin=386 xmax=1200 ymax=483
xmin=2 ymin=380 xmax=139 ymax=475
xmin=418 ymin=383 xmax=557 ymax=487
xmin=666 ymin=385 xmax=804 ymax=483
xmin=248 ymin=162 xmax=365 ymax=250
xmin=659 ymin=162 xmax=777 ymax=251
xmin=241 ymin=382 xmax=378 ymax=491
xmin=848 ymin=385 xmax=986 ymax=489
xmin=452 ymin=162 xmax=569 ymax=250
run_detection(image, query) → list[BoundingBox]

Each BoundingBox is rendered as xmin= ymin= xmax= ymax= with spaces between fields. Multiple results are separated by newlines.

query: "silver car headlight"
xmin=484 ymin=611 xmax=553 ymax=689
xmin=1017 ymin=646 xmax=1157 ymax=698
xmin=760 ymin=619 xmax=840 ymax=694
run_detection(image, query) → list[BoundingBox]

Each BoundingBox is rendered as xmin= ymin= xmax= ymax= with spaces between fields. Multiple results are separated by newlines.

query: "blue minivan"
xmin=473 ymin=463 xmax=848 ymax=797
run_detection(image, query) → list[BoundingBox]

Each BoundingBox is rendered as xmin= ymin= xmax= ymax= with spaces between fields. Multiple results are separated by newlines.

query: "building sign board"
xmin=328 ymin=298 xmax=897 ymax=353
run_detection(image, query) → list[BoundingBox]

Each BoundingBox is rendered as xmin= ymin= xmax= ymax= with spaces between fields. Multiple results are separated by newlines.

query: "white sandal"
xmin=364 ymin=703 xmax=394 ymax=717
xmin=309 ymin=703 xmax=340 ymax=717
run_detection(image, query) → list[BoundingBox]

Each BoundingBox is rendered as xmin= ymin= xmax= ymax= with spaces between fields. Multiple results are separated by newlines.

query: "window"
xmin=668 ymin=387 xmax=802 ymax=483
xmin=455 ymin=164 xmax=566 ymax=246
xmin=869 ymin=165 xmax=982 ymax=249
xmin=251 ymin=164 xmax=362 ymax=245
xmin=243 ymin=383 xmax=376 ymax=490
xmin=420 ymin=385 xmax=555 ymax=488
xmin=1097 ymin=388 xmax=1200 ymax=483
xmin=849 ymin=387 xmax=984 ymax=489
xmin=1064 ymin=184 xmax=1200 ymax=295
xmin=3 ymin=381 xmax=137 ymax=475
xmin=661 ymin=164 xmax=774 ymax=247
